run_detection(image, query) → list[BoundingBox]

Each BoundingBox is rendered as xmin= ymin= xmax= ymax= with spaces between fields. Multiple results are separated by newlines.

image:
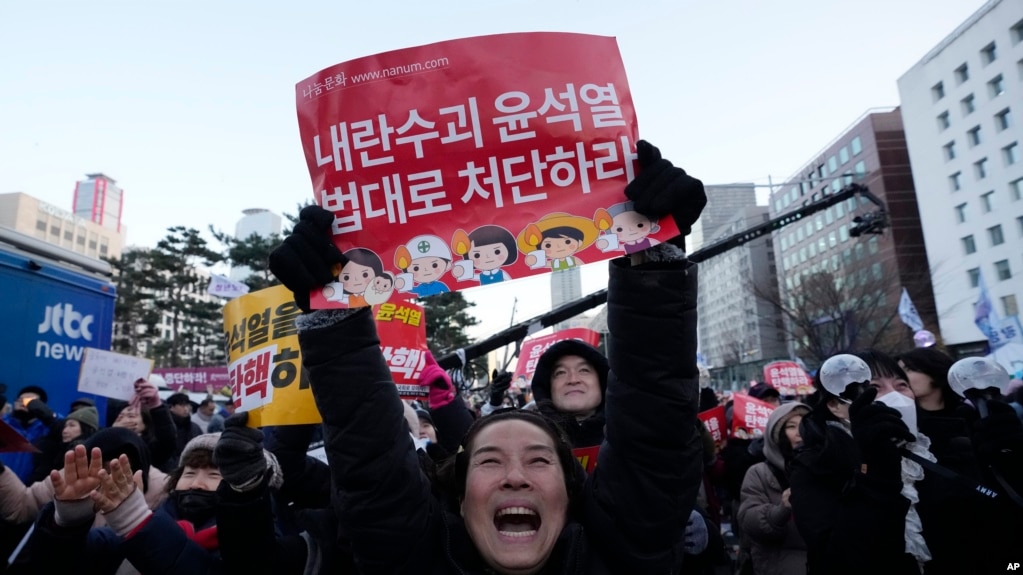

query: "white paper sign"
xmin=78 ymin=348 xmax=153 ymax=400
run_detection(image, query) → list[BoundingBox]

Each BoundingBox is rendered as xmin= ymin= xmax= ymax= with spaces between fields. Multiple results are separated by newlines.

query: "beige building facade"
xmin=0 ymin=192 xmax=126 ymax=261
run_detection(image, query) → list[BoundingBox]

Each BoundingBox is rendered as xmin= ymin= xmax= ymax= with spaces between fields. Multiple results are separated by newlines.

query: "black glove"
xmin=26 ymin=399 xmax=56 ymax=426
xmin=624 ymin=140 xmax=707 ymax=249
xmin=489 ymin=371 xmax=513 ymax=407
xmin=965 ymin=400 xmax=1023 ymax=461
xmin=213 ymin=411 xmax=268 ymax=489
xmin=267 ymin=205 xmax=348 ymax=312
xmin=849 ymin=387 xmax=914 ymax=481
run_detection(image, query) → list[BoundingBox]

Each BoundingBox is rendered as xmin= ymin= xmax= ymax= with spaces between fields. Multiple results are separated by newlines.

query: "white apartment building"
xmin=898 ymin=0 xmax=1023 ymax=353
xmin=229 ymin=208 xmax=282 ymax=281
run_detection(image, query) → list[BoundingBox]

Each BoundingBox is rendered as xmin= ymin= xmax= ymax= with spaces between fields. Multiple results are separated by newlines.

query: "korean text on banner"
xmin=512 ymin=327 xmax=602 ymax=383
xmin=223 ymin=285 xmax=312 ymax=427
xmin=373 ymin=301 xmax=430 ymax=403
xmin=296 ymin=32 xmax=672 ymax=310
xmin=572 ymin=445 xmax=600 ymax=475
xmin=730 ymin=393 xmax=776 ymax=439
xmin=154 ymin=367 xmax=231 ymax=393
xmin=762 ymin=361 xmax=814 ymax=396
xmin=698 ymin=406 xmax=727 ymax=449
xmin=77 ymin=348 xmax=153 ymax=401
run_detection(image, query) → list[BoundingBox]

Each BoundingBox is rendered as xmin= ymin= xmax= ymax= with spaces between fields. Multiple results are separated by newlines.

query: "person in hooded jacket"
xmin=267 ymin=139 xmax=706 ymax=574
xmin=737 ymin=402 xmax=809 ymax=575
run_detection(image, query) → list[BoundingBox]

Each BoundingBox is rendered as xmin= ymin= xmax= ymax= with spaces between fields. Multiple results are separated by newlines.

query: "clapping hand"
xmin=51 ymin=445 xmax=102 ymax=502
xmin=92 ymin=454 xmax=143 ymax=513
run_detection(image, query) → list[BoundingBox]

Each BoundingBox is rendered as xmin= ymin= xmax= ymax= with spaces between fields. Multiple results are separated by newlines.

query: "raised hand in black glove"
xmin=26 ymin=399 xmax=56 ymax=426
xmin=624 ymin=140 xmax=707 ymax=250
xmin=965 ymin=400 xmax=1023 ymax=462
xmin=849 ymin=387 xmax=914 ymax=482
xmin=213 ymin=411 xmax=268 ymax=491
xmin=267 ymin=205 xmax=348 ymax=312
xmin=489 ymin=371 xmax=513 ymax=407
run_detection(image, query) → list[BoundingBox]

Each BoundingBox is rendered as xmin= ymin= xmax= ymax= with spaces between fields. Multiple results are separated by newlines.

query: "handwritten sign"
xmin=77 ymin=348 xmax=153 ymax=401
xmin=296 ymin=32 xmax=677 ymax=310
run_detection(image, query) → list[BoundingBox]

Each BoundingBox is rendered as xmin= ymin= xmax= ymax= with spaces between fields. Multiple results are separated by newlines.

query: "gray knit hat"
xmin=180 ymin=432 xmax=283 ymax=490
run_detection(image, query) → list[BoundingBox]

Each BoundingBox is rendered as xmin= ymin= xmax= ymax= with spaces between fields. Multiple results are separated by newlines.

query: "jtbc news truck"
xmin=0 ymin=226 xmax=115 ymax=416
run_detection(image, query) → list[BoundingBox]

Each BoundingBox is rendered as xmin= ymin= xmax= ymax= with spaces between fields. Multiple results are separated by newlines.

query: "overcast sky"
xmin=1 ymin=0 xmax=983 ymax=340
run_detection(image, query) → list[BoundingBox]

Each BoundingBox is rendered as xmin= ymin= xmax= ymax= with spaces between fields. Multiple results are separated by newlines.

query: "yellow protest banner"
xmin=223 ymin=285 xmax=318 ymax=427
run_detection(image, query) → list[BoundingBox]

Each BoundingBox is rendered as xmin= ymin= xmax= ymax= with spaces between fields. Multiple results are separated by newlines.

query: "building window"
xmin=832 ymin=179 xmax=842 ymax=193
xmin=1019 ymin=215 xmax=1023 ymax=236
xmin=989 ymin=224 xmax=1005 ymax=246
xmin=962 ymin=94 xmax=976 ymax=116
xmin=943 ymin=141 xmax=957 ymax=160
xmin=76 ymin=235 xmax=85 ymax=246
xmin=35 ymin=220 xmax=46 ymax=231
xmin=851 ymin=136 xmax=862 ymax=155
xmin=840 ymin=225 xmax=849 ymax=242
xmin=988 ymin=74 xmax=1005 ymax=98
xmin=828 ymin=156 xmax=838 ymax=174
xmin=968 ymin=267 xmax=980 ymax=287
xmin=967 ymin=126 xmax=982 ymax=147
xmin=981 ymin=41 xmax=997 ymax=65
xmin=962 ymin=235 xmax=977 ymax=254
xmin=49 ymin=225 xmax=59 ymax=236
xmin=1005 ymin=142 xmax=1020 ymax=166
xmin=872 ymin=262 xmax=882 ymax=280
xmin=932 ymin=82 xmax=945 ymax=101
xmin=955 ymin=203 xmax=967 ymax=223
xmin=1013 ymin=18 xmax=1023 ymax=44
xmin=1004 ymin=294 xmax=1020 ymax=317
xmin=839 ymin=147 xmax=850 ymax=165
xmin=981 ymin=191 xmax=994 ymax=212
xmin=1012 ymin=178 xmax=1023 ymax=201
xmin=995 ymin=259 xmax=1012 ymax=281
xmin=63 ymin=230 xmax=72 ymax=241
xmin=950 ymin=172 xmax=962 ymax=191
xmin=868 ymin=236 xmax=879 ymax=255
xmin=937 ymin=111 xmax=951 ymax=131
xmin=996 ymin=108 xmax=1013 ymax=131
xmin=975 ymin=158 xmax=988 ymax=180
xmin=955 ymin=63 xmax=969 ymax=84
xmin=854 ymin=161 xmax=866 ymax=177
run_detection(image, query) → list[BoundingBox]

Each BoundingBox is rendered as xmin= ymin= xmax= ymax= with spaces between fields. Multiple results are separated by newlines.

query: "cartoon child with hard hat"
xmin=517 ymin=212 xmax=600 ymax=272
xmin=393 ymin=234 xmax=452 ymax=297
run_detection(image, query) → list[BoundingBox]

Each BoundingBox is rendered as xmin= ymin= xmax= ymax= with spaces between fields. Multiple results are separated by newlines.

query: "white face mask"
xmin=876 ymin=390 xmax=917 ymax=437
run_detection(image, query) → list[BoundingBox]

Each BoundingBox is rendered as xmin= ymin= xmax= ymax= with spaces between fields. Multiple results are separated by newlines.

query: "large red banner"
xmin=763 ymin=361 xmax=814 ymax=396
xmin=296 ymin=32 xmax=677 ymax=310
xmin=512 ymin=327 xmax=601 ymax=384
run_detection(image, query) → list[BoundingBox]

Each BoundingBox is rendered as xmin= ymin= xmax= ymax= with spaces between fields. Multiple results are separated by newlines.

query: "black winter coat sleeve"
xmin=582 ymin=257 xmax=701 ymax=574
xmin=265 ymin=424 xmax=332 ymax=509
xmin=299 ymin=308 xmax=439 ymax=574
xmin=147 ymin=404 xmax=179 ymax=471
xmin=216 ymin=476 xmax=310 ymax=575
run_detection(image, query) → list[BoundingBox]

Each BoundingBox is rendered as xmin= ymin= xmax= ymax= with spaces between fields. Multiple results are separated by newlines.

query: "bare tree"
xmin=752 ymin=259 xmax=930 ymax=367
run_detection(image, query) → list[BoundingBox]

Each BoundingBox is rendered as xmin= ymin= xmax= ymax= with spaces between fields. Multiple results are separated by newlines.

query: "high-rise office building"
xmin=72 ymin=173 xmax=124 ymax=233
xmin=768 ymin=108 xmax=938 ymax=363
xmin=897 ymin=0 xmax=1023 ymax=358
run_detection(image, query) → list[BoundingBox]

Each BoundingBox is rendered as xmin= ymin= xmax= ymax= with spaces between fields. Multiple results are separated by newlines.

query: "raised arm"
xmin=583 ymin=141 xmax=705 ymax=573
xmin=270 ymin=206 xmax=438 ymax=573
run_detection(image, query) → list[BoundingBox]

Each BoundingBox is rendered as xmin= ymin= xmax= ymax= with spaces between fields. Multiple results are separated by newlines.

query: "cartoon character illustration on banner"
xmin=595 ymin=201 xmax=661 ymax=255
xmin=321 ymin=248 xmax=396 ymax=308
xmin=517 ymin=212 xmax=600 ymax=272
xmin=450 ymin=225 xmax=518 ymax=285
xmin=394 ymin=235 xmax=452 ymax=297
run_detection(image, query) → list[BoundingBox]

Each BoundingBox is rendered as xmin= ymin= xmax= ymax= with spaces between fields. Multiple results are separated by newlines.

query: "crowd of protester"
xmin=0 ymin=142 xmax=1020 ymax=574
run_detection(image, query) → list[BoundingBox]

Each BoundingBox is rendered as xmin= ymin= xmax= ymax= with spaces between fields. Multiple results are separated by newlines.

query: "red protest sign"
xmin=0 ymin=420 xmax=39 ymax=453
xmin=512 ymin=328 xmax=602 ymax=384
xmin=296 ymin=32 xmax=679 ymax=310
xmin=374 ymin=302 xmax=430 ymax=402
xmin=731 ymin=393 xmax=776 ymax=439
xmin=572 ymin=445 xmax=600 ymax=474
xmin=763 ymin=361 xmax=814 ymax=396
xmin=698 ymin=406 xmax=726 ymax=449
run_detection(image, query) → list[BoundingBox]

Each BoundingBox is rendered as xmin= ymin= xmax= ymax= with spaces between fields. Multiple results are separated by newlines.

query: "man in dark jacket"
xmin=167 ymin=392 xmax=203 ymax=462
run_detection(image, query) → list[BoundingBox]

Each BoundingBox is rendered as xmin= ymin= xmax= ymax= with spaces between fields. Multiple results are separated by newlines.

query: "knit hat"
xmin=85 ymin=427 xmax=151 ymax=491
xmin=166 ymin=393 xmax=191 ymax=407
xmin=66 ymin=406 xmax=100 ymax=434
xmin=180 ymin=432 xmax=284 ymax=490
xmin=415 ymin=408 xmax=435 ymax=428
xmin=16 ymin=385 xmax=48 ymax=404
xmin=70 ymin=397 xmax=96 ymax=411
xmin=530 ymin=340 xmax=609 ymax=407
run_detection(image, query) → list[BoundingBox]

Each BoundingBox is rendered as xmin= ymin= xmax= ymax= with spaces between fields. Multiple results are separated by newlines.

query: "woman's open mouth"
xmin=494 ymin=506 xmax=541 ymax=538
